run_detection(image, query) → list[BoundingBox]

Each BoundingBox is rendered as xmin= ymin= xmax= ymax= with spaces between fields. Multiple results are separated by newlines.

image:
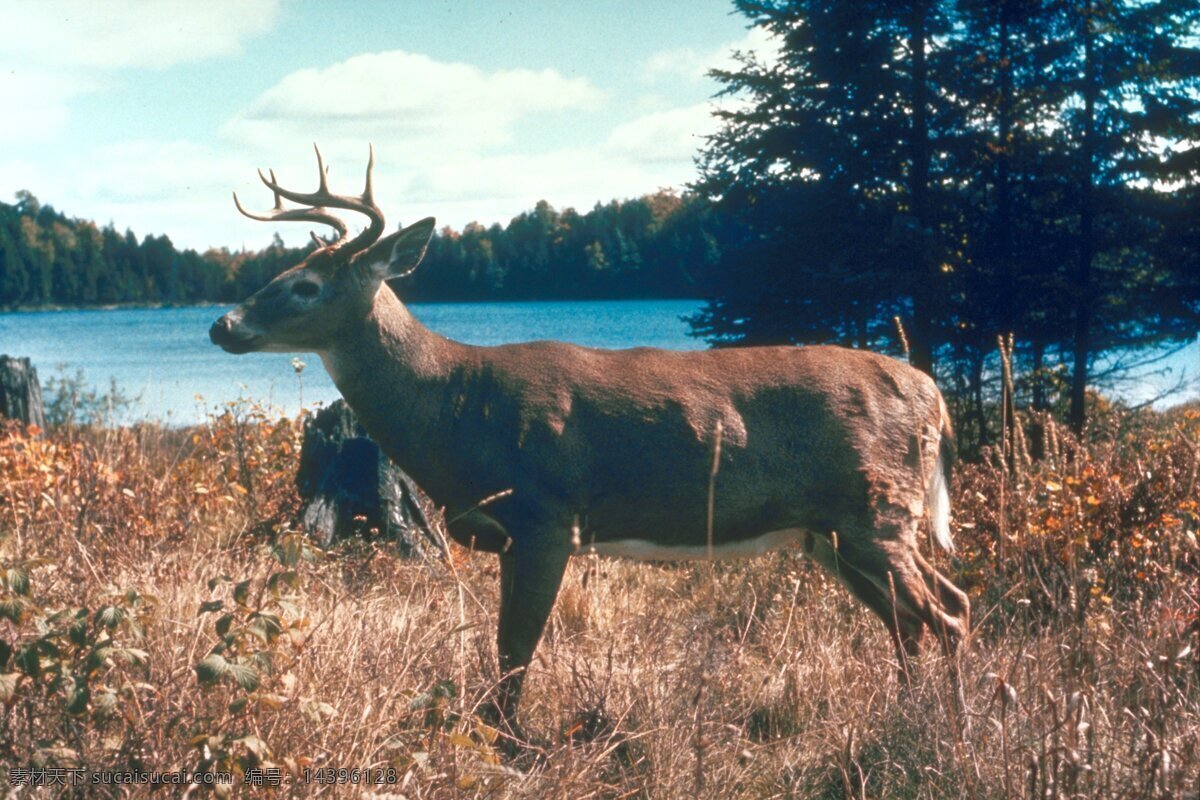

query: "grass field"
xmin=1 ymin=398 xmax=1197 ymax=798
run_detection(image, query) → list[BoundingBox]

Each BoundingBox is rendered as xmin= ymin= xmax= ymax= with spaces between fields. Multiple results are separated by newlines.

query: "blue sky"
xmin=0 ymin=1 xmax=772 ymax=251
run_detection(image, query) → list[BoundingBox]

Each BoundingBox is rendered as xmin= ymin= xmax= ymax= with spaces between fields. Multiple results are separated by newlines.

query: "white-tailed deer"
xmin=211 ymin=146 xmax=969 ymax=735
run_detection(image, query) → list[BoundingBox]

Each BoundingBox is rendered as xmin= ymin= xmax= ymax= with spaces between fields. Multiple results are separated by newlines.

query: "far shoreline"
xmin=0 ymin=301 xmax=227 ymax=315
xmin=0 ymin=296 xmax=707 ymax=315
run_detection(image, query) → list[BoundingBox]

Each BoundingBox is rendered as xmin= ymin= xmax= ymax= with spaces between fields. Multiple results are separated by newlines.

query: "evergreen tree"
xmin=692 ymin=0 xmax=952 ymax=363
xmin=944 ymin=0 xmax=1076 ymax=443
xmin=0 ymin=221 xmax=29 ymax=306
xmin=694 ymin=0 xmax=1200 ymax=439
xmin=0 ymin=188 xmax=719 ymax=310
xmin=1055 ymin=0 xmax=1200 ymax=431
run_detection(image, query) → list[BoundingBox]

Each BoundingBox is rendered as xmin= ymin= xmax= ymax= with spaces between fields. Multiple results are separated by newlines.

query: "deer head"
xmin=209 ymin=144 xmax=435 ymax=355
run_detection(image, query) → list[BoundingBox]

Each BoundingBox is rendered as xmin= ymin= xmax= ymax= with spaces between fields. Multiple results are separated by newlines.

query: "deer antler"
xmin=233 ymin=144 xmax=385 ymax=258
xmin=233 ymin=169 xmax=350 ymax=245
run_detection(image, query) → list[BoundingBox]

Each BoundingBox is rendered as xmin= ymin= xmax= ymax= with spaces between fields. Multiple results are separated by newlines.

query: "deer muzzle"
xmin=209 ymin=313 xmax=259 ymax=354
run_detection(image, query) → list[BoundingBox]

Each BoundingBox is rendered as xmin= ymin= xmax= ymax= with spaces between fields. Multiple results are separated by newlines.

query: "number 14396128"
xmin=302 ymin=766 xmax=398 ymax=785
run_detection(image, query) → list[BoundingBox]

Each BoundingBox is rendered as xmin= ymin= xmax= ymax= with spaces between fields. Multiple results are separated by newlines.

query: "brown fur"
xmin=212 ymin=187 xmax=968 ymax=738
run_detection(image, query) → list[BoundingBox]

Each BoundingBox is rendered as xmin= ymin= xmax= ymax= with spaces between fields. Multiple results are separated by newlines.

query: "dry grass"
xmin=1 ymin=399 xmax=1197 ymax=798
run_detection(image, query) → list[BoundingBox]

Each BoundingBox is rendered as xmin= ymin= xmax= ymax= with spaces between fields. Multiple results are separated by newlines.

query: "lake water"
xmin=0 ymin=301 xmax=707 ymax=423
xmin=1 ymin=301 xmax=1196 ymax=424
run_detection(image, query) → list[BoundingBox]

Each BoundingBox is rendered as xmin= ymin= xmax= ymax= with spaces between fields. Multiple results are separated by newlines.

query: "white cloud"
xmin=0 ymin=0 xmax=278 ymax=145
xmin=208 ymin=49 xmax=676 ymax=248
xmin=604 ymin=104 xmax=717 ymax=167
xmin=219 ymin=145 xmax=671 ymax=249
xmin=644 ymin=25 xmax=779 ymax=83
xmin=0 ymin=140 xmax=266 ymax=249
xmin=156 ymin=125 xmax=713 ymax=251
xmin=0 ymin=68 xmax=89 ymax=146
xmin=1 ymin=19 xmax=727 ymax=252
xmin=645 ymin=47 xmax=712 ymax=82
xmin=79 ymin=141 xmax=248 ymax=203
xmin=224 ymin=51 xmax=603 ymax=153
xmin=212 ymin=49 xmax=731 ymax=246
xmin=7 ymin=121 xmax=714 ymax=251
xmin=222 ymin=98 xmax=721 ymax=245
xmin=0 ymin=0 xmax=279 ymax=70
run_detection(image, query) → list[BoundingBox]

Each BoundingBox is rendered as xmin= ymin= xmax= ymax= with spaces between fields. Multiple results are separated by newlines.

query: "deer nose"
xmin=209 ymin=313 xmax=259 ymax=354
xmin=209 ymin=315 xmax=237 ymax=345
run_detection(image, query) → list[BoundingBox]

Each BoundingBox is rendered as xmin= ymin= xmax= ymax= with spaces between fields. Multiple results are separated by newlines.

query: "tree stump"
xmin=296 ymin=400 xmax=440 ymax=557
xmin=0 ymin=356 xmax=46 ymax=428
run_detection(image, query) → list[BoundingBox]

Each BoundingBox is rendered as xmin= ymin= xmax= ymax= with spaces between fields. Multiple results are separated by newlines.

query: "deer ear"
xmin=364 ymin=217 xmax=436 ymax=280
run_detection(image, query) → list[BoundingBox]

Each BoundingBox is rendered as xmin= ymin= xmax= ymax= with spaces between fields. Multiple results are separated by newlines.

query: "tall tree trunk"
xmin=1029 ymin=339 xmax=1047 ymax=460
xmin=1070 ymin=0 xmax=1096 ymax=435
xmin=997 ymin=4 xmax=1013 ymax=267
xmin=909 ymin=0 xmax=935 ymax=375
xmin=972 ymin=350 xmax=989 ymax=450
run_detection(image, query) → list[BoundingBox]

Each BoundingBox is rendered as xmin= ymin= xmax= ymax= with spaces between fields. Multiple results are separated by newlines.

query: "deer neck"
xmin=319 ymin=285 xmax=468 ymax=498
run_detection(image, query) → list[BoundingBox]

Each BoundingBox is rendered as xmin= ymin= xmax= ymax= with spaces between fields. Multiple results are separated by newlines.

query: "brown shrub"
xmin=0 ymin=401 xmax=1196 ymax=798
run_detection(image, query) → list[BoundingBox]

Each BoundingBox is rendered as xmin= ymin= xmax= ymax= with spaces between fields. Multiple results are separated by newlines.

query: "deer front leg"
xmin=490 ymin=534 xmax=572 ymax=741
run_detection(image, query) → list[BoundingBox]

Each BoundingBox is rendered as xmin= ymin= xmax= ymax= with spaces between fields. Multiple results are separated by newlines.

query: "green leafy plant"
xmin=43 ymin=367 xmax=139 ymax=430
xmin=187 ymin=529 xmax=322 ymax=789
xmin=0 ymin=557 xmax=156 ymax=773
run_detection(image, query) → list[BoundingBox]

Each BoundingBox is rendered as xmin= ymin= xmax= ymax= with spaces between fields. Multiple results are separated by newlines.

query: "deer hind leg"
xmin=901 ymin=544 xmax=972 ymax=728
xmin=910 ymin=548 xmax=970 ymax=656
xmin=806 ymin=528 xmax=969 ymax=671
xmin=861 ymin=535 xmax=968 ymax=659
xmin=805 ymin=532 xmax=925 ymax=680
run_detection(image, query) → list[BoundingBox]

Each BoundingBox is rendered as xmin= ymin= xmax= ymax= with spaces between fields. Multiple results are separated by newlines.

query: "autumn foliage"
xmin=954 ymin=404 xmax=1199 ymax=617
xmin=1 ymin=399 xmax=1197 ymax=797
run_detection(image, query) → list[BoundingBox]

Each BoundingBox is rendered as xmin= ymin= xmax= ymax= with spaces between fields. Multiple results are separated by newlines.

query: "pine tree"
xmin=1054 ymin=0 xmax=1200 ymax=431
xmin=692 ymin=0 xmax=952 ymax=364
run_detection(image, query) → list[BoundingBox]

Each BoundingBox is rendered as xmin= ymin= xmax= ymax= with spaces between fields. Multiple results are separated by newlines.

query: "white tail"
xmin=211 ymin=146 xmax=970 ymax=736
xmin=929 ymin=445 xmax=954 ymax=553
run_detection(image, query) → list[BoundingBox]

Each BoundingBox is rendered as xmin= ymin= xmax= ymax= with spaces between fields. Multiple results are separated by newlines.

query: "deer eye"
xmin=292 ymin=280 xmax=320 ymax=299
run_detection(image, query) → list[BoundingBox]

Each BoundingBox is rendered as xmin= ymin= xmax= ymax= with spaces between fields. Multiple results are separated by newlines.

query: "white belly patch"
xmin=583 ymin=528 xmax=806 ymax=561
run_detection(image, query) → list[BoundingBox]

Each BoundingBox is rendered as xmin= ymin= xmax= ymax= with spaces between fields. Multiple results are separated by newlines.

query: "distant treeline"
xmin=0 ymin=190 xmax=721 ymax=309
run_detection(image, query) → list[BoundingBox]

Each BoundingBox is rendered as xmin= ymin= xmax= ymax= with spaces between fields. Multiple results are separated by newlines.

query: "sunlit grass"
xmin=1 ymin=399 xmax=1197 ymax=797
